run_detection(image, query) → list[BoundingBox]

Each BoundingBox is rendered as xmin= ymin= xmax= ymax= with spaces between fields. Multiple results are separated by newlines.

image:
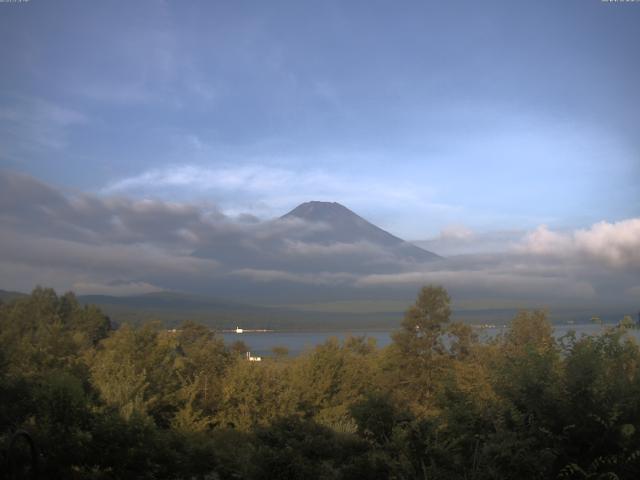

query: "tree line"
xmin=1 ymin=286 xmax=639 ymax=479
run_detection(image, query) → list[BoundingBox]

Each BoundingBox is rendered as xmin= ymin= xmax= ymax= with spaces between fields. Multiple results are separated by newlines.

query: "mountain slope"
xmin=0 ymin=289 xmax=28 ymax=302
xmin=193 ymin=201 xmax=440 ymax=273
xmin=76 ymin=290 xmax=402 ymax=329
xmin=281 ymin=201 xmax=440 ymax=262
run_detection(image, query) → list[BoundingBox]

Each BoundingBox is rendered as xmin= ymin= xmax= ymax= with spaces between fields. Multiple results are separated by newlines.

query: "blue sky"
xmin=1 ymin=0 xmax=638 ymax=239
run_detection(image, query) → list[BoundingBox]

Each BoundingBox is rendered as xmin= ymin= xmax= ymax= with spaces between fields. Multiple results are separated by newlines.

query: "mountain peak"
xmin=282 ymin=201 xmax=355 ymax=221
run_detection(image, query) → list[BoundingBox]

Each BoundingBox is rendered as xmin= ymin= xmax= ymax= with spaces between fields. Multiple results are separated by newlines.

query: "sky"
xmin=0 ymin=0 xmax=639 ymax=303
xmin=1 ymin=0 xmax=638 ymax=238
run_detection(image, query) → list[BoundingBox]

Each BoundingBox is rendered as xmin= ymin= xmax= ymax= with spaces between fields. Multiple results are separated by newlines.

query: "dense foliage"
xmin=1 ymin=286 xmax=639 ymax=479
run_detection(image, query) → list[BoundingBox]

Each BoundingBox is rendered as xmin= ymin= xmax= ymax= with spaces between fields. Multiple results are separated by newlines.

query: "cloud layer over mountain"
xmin=1 ymin=170 xmax=638 ymax=307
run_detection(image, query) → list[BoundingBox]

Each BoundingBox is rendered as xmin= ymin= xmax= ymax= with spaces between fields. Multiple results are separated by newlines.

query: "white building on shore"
xmin=246 ymin=351 xmax=261 ymax=362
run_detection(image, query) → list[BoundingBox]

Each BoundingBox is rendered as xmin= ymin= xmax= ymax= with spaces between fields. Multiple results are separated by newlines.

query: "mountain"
xmin=193 ymin=201 xmax=439 ymax=275
xmin=282 ymin=201 xmax=440 ymax=263
xmin=75 ymin=290 xmax=402 ymax=329
xmin=78 ymin=291 xmax=249 ymax=310
xmin=77 ymin=291 xmax=281 ymax=328
xmin=0 ymin=289 xmax=28 ymax=302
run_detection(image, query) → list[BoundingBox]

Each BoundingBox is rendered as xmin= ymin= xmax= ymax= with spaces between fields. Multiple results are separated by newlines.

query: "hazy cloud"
xmin=0 ymin=171 xmax=222 ymax=249
xmin=0 ymin=229 xmax=219 ymax=278
xmin=71 ymin=281 xmax=164 ymax=296
xmin=281 ymin=240 xmax=389 ymax=258
xmin=231 ymin=269 xmax=356 ymax=286
xmin=626 ymin=285 xmax=640 ymax=298
xmin=355 ymin=263 xmax=597 ymax=301
xmin=415 ymin=228 xmax=525 ymax=256
xmin=0 ymin=96 xmax=87 ymax=157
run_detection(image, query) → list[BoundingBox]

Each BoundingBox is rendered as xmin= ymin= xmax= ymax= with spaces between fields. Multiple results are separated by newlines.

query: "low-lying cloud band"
xmin=0 ymin=170 xmax=637 ymax=308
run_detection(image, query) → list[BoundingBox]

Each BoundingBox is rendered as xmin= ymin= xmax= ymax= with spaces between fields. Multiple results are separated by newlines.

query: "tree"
xmin=0 ymin=287 xmax=109 ymax=380
xmin=175 ymin=321 xmax=230 ymax=414
xmin=290 ymin=337 xmax=377 ymax=426
xmin=393 ymin=285 xmax=452 ymax=358
xmin=89 ymin=322 xmax=183 ymax=424
xmin=216 ymin=359 xmax=295 ymax=430
xmin=387 ymin=285 xmax=452 ymax=414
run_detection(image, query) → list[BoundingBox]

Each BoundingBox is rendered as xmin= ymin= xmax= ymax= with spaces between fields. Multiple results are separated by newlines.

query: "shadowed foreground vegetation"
xmin=1 ymin=286 xmax=639 ymax=479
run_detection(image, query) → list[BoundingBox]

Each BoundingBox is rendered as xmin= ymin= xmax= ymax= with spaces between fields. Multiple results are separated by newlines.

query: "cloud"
xmin=102 ymin=164 xmax=421 ymax=203
xmin=103 ymin=164 xmax=292 ymax=193
xmin=0 ymin=171 xmax=227 ymax=292
xmin=281 ymin=240 xmax=388 ymax=258
xmin=415 ymin=228 xmax=525 ymax=256
xmin=439 ymin=225 xmax=474 ymax=241
xmin=355 ymin=265 xmax=597 ymax=301
xmin=0 ymin=229 xmax=219 ymax=278
xmin=0 ymin=170 xmax=231 ymax=249
xmin=0 ymin=170 xmax=637 ymax=309
xmin=0 ymin=96 xmax=87 ymax=155
xmin=100 ymin=163 xmax=449 ymax=224
xmin=418 ymin=219 xmax=640 ymax=269
xmin=231 ymin=269 xmax=355 ymax=286
xmin=71 ymin=281 xmax=163 ymax=296
xmin=370 ymin=218 xmax=640 ymax=304
xmin=0 ymin=170 xmax=411 ymax=292
xmin=518 ymin=219 xmax=640 ymax=268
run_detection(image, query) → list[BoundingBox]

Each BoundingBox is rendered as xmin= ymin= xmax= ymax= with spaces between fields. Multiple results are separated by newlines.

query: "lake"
xmin=220 ymin=323 xmax=640 ymax=357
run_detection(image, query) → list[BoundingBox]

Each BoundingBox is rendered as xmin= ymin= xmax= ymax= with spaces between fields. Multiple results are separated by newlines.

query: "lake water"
xmin=220 ymin=323 xmax=640 ymax=357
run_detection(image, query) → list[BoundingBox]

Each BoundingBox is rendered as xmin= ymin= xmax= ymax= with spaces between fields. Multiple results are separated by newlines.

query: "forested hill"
xmin=0 ymin=288 xmax=27 ymax=302
xmin=1 ymin=286 xmax=639 ymax=479
xmin=4 ymin=288 xmax=401 ymax=329
xmin=76 ymin=290 xmax=402 ymax=330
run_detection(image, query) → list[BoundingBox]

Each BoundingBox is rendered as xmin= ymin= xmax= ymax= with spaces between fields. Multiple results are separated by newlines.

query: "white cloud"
xmin=518 ymin=219 xmax=640 ymax=268
xmin=100 ymin=163 xmax=452 ymax=227
xmin=517 ymin=225 xmax=573 ymax=256
xmin=102 ymin=163 xmax=421 ymax=203
xmin=103 ymin=164 xmax=297 ymax=194
xmin=439 ymin=224 xmax=474 ymax=241
xmin=574 ymin=220 xmax=640 ymax=267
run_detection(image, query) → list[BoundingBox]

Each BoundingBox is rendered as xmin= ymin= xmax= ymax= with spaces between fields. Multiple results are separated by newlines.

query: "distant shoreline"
xmin=213 ymin=321 xmax=614 ymax=335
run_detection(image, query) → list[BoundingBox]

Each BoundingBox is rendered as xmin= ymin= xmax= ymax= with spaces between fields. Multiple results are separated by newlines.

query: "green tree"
xmin=89 ymin=322 xmax=182 ymax=424
xmin=217 ymin=359 xmax=296 ymax=430
xmin=174 ymin=321 xmax=230 ymax=415
xmin=0 ymin=287 xmax=109 ymax=381
xmin=291 ymin=337 xmax=377 ymax=427
xmin=387 ymin=285 xmax=452 ymax=415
